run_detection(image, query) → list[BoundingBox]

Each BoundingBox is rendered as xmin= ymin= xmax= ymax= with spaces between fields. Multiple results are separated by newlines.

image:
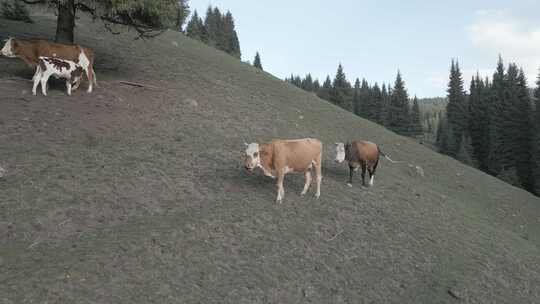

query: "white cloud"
xmin=468 ymin=9 xmax=540 ymax=85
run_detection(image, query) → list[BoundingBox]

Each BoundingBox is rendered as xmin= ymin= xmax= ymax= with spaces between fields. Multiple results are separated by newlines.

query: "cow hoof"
xmin=347 ymin=183 xmax=352 ymax=187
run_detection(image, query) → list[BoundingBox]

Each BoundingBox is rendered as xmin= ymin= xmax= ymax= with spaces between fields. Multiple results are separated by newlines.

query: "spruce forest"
xmin=286 ymin=60 xmax=540 ymax=196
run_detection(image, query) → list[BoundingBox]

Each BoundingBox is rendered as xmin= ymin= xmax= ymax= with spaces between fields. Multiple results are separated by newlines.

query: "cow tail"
xmin=378 ymin=146 xmax=402 ymax=164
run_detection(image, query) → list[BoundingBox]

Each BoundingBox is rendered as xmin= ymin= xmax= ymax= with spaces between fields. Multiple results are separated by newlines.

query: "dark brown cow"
xmin=1 ymin=37 xmax=96 ymax=92
xmin=335 ymin=140 xmax=399 ymax=187
xmin=244 ymin=138 xmax=323 ymax=203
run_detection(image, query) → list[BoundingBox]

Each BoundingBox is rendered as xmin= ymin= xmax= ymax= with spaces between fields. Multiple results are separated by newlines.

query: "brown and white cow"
xmin=335 ymin=140 xmax=399 ymax=187
xmin=32 ymin=56 xmax=84 ymax=96
xmin=244 ymin=138 xmax=323 ymax=203
xmin=1 ymin=38 xmax=96 ymax=92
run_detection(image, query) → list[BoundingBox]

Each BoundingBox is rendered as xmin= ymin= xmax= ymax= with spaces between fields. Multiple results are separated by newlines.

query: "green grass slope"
xmin=1 ymin=17 xmax=539 ymax=303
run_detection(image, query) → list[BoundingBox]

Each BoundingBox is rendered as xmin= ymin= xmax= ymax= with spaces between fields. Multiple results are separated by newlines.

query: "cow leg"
xmin=301 ymin=170 xmax=312 ymax=196
xmin=347 ymin=165 xmax=355 ymax=187
xmin=72 ymin=76 xmax=81 ymax=91
xmin=276 ymin=171 xmax=285 ymax=203
xmin=40 ymin=73 xmax=50 ymax=96
xmin=66 ymin=80 xmax=72 ymax=96
xmin=314 ymin=161 xmax=322 ymax=199
xmin=361 ymin=162 xmax=367 ymax=186
xmin=32 ymin=67 xmax=41 ymax=96
xmin=85 ymin=68 xmax=93 ymax=93
xmin=368 ymin=159 xmax=379 ymax=187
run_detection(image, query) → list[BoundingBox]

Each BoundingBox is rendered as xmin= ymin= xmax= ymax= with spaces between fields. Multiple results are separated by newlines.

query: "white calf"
xmin=32 ymin=56 xmax=84 ymax=96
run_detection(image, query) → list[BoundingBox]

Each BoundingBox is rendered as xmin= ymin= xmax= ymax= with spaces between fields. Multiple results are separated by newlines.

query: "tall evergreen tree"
xmin=186 ymin=10 xmax=204 ymax=41
xmin=313 ymin=79 xmax=321 ymax=92
xmin=410 ymin=96 xmax=423 ymax=136
xmin=253 ymin=52 xmax=263 ymax=70
xmin=301 ymin=74 xmax=314 ymax=91
xmin=330 ymin=64 xmax=352 ymax=110
xmin=487 ymin=56 xmax=507 ymax=175
xmin=318 ymin=75 xmax=332 ymax=101
xmin=456 ymin=135 xmax=476 ymax=166
xmin=358 ymin=79 xmax=371 ymax=119
xmin=222 ymin=11 xmax=241 ymax=58
xmin=380 ymin=83 xmax=390 ymax=126
xmin=468 ymin=73 xmax=490 ymax=171
xmin=387 ymin=71 xmax=410 ymax=135
xmin=352 ymin=78 xmax=361 ymax=116
xmin=513 ymin=68 xmax=534 ymax=190
xmin=371 ymin=83 xmax=384 ymax=125
xmin=446 ymin=60 xmax=468 ymax=156
xmin=204 ymin=6 xmax=222 ymax=48
xmin=533 ymin=70 xmax=540 ymax=194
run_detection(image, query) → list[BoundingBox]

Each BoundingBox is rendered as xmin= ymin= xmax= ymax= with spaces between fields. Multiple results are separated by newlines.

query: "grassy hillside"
xmin=1 ymin=16 xmax=539 ymax=303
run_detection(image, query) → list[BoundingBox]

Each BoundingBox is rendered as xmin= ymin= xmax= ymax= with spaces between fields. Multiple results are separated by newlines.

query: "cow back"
xmin=349 ymin=141 xmax=379 ymax=165
xmin=12 ymin=39 xmax=94 ymax=66
xmin=272 ymin=138 xmax=322 ymax=171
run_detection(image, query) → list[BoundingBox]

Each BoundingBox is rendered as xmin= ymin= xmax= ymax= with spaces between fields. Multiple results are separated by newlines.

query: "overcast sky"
xmin=190 ymin=1 xmax=540 ymax=98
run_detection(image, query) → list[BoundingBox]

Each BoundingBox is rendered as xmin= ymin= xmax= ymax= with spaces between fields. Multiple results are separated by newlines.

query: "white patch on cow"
xmin=77 ymin=50 xmax=93 ymax=92
xmin=369 ymin=175 xmax=374 ymax=186
xmin=284 ymin=166 xmax=294 ymax=173
xmin=1 ymin=38 xmax=15 ymax=57
xmin=244 ymin=142 xmax=262 ymax=171
xmin=335 ymin=142 xmax=346 ymax=163
xmin=245 ymin=143 xmax=259 ymax=156
xmin=78 ymin=51 xmax=90 ymax=69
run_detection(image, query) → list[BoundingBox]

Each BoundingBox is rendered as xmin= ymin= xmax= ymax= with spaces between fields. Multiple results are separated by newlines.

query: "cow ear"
xmin=244 ymin=142 xmax=249 ymax=147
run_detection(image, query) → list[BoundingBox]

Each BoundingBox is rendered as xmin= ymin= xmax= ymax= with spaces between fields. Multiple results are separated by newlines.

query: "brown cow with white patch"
xmin=335 ymin=140 xmax=399 ymax=187
xmin=244 ymin=138 xmax=323 ymax=203
xmin=1 ymin=37 xmax=96 ymax=92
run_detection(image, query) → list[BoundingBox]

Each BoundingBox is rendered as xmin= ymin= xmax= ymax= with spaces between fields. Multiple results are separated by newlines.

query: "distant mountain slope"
xmin=1 ymin=16 xmax=539 ymax=304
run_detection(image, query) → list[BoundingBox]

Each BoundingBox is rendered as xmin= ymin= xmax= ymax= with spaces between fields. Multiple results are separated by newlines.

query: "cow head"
xmin=335 ymin=142 xmax=346 ymax=163
xmin=1 ymin=38 xmax=16 ymax=58
xmin=244 ymin=142 xmax=260 ymax=172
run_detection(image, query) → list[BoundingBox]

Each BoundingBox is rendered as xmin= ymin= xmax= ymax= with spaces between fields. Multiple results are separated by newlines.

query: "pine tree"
xmin=317 ymin=76 xmax=332 ymax=101
xmin=380 ymin=83 xmax=389 ymax=126
xmin=313 ymin=79 xmax=321 ymax=92
xmin=214 ymin=7 xmax=227 ymax=50
xmin=222 ymin=11 xmax=241 ymax=58
xmin=330 ymin=64 xmax=352 ymax=110
xmin=204 ymin=6 xmax=221 ymax=48
xmin=359 ymin=79 xmax=371 ymax=119
xmin=253 ymin=52 xmax=263 ymax=70
xmin=468 ymin=73 xmax=490 ymax=171
xmin=301 ymin=74 xmax=314 ymax=91
xmin=176 ymin=0 xmax=190 ymax=32
xmin=186 ymin=10 xmax=204 ymax=41
xmin=352 ymin=78 xmax=361 ymax=116
xmin=456 ymin=135 xmax=475 ymax=166
xmin=487 ymin=56 xmax=507 ymax=175
xmin=371 ymin=83 xmax=383 ymax=125
xmin=387 ymin=71 xmax=411 ymax=135
xmin=513 ymin=68 xmax=534 ymax=190
xmin=446 ymin=60 xmax=468 ymax=156
xmin=410 ymin=96 xmax=423 ymax=137
xmin=436 ymin=114 xmax=450 ymax=154
xmin=533 ymin=69 xmax=540 ymax=195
